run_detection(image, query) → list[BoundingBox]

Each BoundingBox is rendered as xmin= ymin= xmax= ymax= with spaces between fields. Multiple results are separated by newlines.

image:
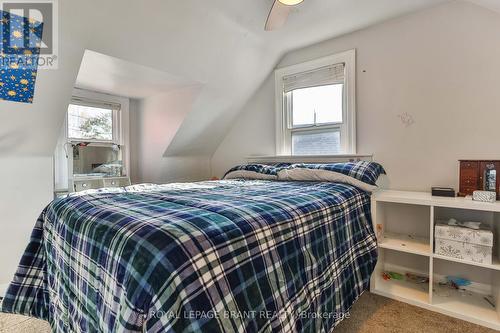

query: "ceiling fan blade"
xmin=265 ymin=0 xmax=292 ymax=31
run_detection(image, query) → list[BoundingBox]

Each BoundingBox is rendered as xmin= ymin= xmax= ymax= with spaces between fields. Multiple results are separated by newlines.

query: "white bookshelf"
xmin=370 ymin=190 xmax=500 ymax=331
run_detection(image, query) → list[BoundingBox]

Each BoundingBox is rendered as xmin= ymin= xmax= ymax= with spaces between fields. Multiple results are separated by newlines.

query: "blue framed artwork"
xmin=0 ymin=9 xmax=43 ymax=103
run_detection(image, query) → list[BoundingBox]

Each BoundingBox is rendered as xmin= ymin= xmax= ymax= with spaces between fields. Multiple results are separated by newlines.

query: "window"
xmin=62 ymin=96 xmax=127 ymax=179
xmin=67 ymin=99 xmax=121 ymax=143
xmin=275 ymin=50 xmax=356 ymax=155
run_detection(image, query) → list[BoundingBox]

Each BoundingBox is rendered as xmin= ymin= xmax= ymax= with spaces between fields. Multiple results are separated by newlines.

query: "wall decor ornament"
xmin=0 ymin=9 xmax=43 ymax=103
xmin=397 ymin=112 xmax=415 ymax=127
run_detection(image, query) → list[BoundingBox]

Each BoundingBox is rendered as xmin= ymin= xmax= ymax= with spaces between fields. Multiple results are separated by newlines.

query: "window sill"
xmin=246 ymin=154 xmax=373 ymax=164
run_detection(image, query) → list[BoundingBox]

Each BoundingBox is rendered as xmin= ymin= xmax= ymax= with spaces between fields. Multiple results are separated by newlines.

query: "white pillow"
xmin=277 ymin=168 xmax=377 ymax=193
xmin=224 ymin=170 xmax=278 ymax=180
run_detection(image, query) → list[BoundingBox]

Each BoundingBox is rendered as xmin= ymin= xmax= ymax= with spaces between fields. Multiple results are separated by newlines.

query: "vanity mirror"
xmin=72 ymin=144 xmax=123 ymax=178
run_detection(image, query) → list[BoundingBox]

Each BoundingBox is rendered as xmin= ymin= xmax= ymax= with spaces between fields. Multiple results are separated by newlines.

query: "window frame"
xmin=66 ymin=98 xmax=122 ymax=145
xmin=275 ymin=49 xmax=356 ymax=156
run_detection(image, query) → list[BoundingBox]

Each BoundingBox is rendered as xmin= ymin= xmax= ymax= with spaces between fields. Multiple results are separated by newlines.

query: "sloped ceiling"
xmin=0 ymin=0 xmax=450 ymax=158
xmin=75 ymin=50 xmax=197 ymax=99
xmin=165 ymin=0 xmax=452 ymax=157
xmin=465 ymin=0 xmax=500 ymax=13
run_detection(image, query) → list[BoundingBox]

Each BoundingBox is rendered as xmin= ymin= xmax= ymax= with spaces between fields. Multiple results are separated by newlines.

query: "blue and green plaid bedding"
xmin=1 ymin=180 xmax=377 ymax=332
xmin=293 ymin=162 xmax=386 ymax=186
xmin=223 ymin=163 xmax=291 ymax=178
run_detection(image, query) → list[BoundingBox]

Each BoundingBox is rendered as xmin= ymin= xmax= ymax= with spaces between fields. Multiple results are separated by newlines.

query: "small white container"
xmin=472 ymin=190 xmax=496 ymax=203
xmin=435 ymin=223 xmax=493 ymax=264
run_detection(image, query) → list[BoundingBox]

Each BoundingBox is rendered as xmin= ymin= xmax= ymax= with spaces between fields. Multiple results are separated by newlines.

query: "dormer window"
xmin=67 ymin=98 xmax=121 ymax=143
xmin=275 ymin=50 xmax=356 ymax=156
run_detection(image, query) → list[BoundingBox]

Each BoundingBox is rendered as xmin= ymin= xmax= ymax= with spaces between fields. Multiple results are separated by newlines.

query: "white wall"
xmin=0 ymin=157 xmax=53 ymax=287
xmin=211 ymin=76 xmax=277 ymax=177
xmin=212 ymin=1 xmax=500 ymax=191
xmin=132 ymin=86 xmax=210 ymax=183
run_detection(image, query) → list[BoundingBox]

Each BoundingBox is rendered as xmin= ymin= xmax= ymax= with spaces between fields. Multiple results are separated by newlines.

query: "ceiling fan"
xmin=265 ymin=0 xmax=304 ymax=31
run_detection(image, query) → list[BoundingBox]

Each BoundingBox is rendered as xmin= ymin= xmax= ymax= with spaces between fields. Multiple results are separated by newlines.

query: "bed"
xmin=1 ymin=158 xmax=380 ymax=333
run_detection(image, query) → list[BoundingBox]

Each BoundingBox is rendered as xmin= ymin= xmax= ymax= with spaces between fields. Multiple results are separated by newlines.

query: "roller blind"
xmin=71 ymin=97 xmax=121 ymax=111
xmin=282 ymin=63 xmax=345 ymax=93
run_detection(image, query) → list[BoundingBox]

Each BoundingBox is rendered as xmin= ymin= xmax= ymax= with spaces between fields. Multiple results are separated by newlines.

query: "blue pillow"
xmin=224 ymin=163 xmax=291 ymax=179
xmin=292 ymin=161 xmax=386 ymax=185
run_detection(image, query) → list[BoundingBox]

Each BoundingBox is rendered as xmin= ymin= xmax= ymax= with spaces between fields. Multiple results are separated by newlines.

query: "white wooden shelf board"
xmin=379 ymin=232 xmax=430 ymax=256
xmin=372 ymin=277 xmax=429 ymax=305
xmin=432 ymin=288 xmax=499 ymax=330
xmin=373 ymin=190 xmax=500 ymax=212
xmin=432 ymin=254 xmax=500 ymax=272
xmin=372 ymin=190 xmax=435 ymax=206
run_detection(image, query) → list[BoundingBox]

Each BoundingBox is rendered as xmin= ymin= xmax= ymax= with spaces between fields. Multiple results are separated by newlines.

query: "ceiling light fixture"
xmin=266 ymin=0 xmax=305 ymax=31
xmin=278 ymin=0 xmax=304 ymax=6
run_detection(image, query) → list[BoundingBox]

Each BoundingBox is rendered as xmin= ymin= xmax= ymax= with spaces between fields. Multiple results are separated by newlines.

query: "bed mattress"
xmin=1 ymin=180 xmax=377 ymax=332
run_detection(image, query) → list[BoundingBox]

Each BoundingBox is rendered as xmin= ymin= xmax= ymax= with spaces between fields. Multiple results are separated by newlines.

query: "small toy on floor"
xmin=435 ymin=276 xmax=473 ymax=298
xmin=382 ymin=271 xmax=429 ymax=292
xmin=445 ymin=276 xmax=471 ymax=288
xmin=382 ymin=271 xmax=429 ymax=283
xmin=405 ymin=272 xmax=429 ymax=284
xmin=382 ymin=271 xmax=404 ymax=281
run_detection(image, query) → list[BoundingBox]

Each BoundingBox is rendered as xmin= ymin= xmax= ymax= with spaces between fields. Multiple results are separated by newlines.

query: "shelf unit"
xmin=370 ymin=190 xmax=500 ymax=331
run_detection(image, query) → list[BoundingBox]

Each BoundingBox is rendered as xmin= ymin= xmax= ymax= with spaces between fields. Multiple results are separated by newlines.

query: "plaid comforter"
xmin=1 ymin=180 xmax=377 ymax=332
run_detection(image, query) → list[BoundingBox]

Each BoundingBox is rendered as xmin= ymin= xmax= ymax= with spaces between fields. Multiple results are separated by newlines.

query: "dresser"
xmin=72 ymin=176 xmax=131 ymax=192
xmin=459 ymin=160 xmax=500 ymax=199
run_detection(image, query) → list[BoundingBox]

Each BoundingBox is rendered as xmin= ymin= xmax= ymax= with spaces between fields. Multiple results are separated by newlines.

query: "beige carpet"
xmin=0 ymin=292 xmax=496 ymax=332
xmin=334 ymin=292 xmax=496 ymax=333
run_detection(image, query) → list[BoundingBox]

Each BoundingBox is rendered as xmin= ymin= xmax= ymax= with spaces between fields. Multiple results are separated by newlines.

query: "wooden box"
xmin=459 ymin=160 xmax=500 ymax=199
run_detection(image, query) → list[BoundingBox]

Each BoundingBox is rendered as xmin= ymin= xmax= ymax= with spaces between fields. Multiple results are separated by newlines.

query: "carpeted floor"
xmin=334 ymin=292 xmax=496 ymax=333
xmin=0 ymin=292 xmax=496 ymax=332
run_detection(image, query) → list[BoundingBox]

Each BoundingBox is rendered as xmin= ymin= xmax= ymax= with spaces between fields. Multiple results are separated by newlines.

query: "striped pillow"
xmin=291 ymin=161 xmax=386 ymax=185
xmin=223 ymin=163 xmax=291 ymax=180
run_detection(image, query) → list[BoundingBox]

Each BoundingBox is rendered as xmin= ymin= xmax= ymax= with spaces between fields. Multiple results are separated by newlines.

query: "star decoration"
xmin=0 ymin=10 xmax=43 ymax=103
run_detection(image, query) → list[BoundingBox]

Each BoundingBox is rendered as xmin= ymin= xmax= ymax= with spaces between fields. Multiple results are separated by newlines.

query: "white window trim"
xmin=274 ymin=49 xmax=356 ymax=156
